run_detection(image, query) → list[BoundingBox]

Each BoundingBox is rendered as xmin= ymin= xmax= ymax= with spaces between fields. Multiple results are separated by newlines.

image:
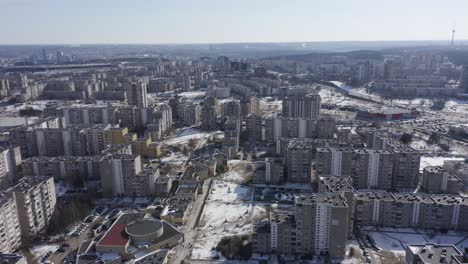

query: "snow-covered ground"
xmin=218 ymin=160 xmax=253 ymax=183
xmin=420 ymin=156 xmax=465 ymax=171
xmin=410 ymin=140 xmax=440 ymax=153
xmin=164 ymin=127 xmax=209 ymax=146
xmin=160 ymin=152 xmax=188 ymax=166
xmin=178 ymin=91 xmax=206 ymax=99
xmin=208 ymin=181 xmax=252 ymax=203
xmin=31 ymin=244 xmax=59 ymax=258
xmin=191 ymin=181 xmax=268 ymax=261
xmin=2 ymin=100 xmax=53 ymax=113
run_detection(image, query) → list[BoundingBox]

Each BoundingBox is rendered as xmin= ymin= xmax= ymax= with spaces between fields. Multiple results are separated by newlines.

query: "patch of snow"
xmin=420 ymin=156 xmax=465 ymax=171
xmin=208 ymin=181 xmax=252 ymax=202
xmin=31 ymin=244 xmax=59 ymax=258
xmin=164 ymin=128 xmax=208 ymax=146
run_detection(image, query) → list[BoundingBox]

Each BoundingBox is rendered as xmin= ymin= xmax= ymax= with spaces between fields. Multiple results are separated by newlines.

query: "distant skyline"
xmin=0 ymin=0 xmax=467 ymax=45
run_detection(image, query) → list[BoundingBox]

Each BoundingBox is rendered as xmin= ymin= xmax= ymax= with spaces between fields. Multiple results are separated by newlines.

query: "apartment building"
xmin=422 ymin=166 xmax=463 ymax=194
xmin=11 ymin=126 xmax=86 ymax=158
xmin=200 ymin=99 xmax=217 ymax=131
xmin=246 ymin=114 xmax=262 ymax=143
xmin=0 ymin=146 xmax=21 ymax=188
xmin=5 ymin=176 xmax=56 ymax=238
xmin=253 ymin=193 xmax=349 ymax=259
xmin=387 ymin=140 xmax=421 ymax=189
xmin=220 ymin=99 xmax=241 ymax=119
xmin=354 ymin=192 xmax=468 ymax=231
xmin=316 ymin=147 xmax=354 ymax=177
xmin=352 ymin=149 xmax=393 ymax=190
xmin=317 ymin=176 xmax=355 ymax=238
xmin=264 ymin=116 xmax=334 ymax=143
xmin=58 ymin=105 xmax=120 ymax=126
xmin=444 ymin=160 xmax=468 ymax=189
xmin=282 ymin=93 xmax=321 ymax=119
xmin=131 ymin=137 xmax=161 ymax=158
xmin=99 ymin=154 xmax=157 ymax=197
xmin=0 ymin=194 xmax=21 ymax=253
xmin=126 ymin=82 xmax=148 ymax=108
xmin=177 ymin=100 xmax=201 ymax=126
xmin=317 ymin=147 xmax=414 ymax=190
xmin=22 ymin=156 xmax=102 ymax=181
xmin=286 ymin=138 xmax=315 ymax=183
xmin=264 ymin=158 xmax=284 ymax=184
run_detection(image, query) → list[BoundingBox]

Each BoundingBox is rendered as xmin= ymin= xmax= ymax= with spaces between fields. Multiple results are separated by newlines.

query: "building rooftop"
xmin=6 ymin=176 xmax=52 ymax=193
xmin=355 ymin=191 xmax=395 ymax=202
xmin=295 ymin=193 xmax=347 ymax=207
xmin=431 ymin=195 xmax=468 ymax=206
xmin=287 ymin=138 xmax=315 ymax=149
xmin=392 ymin=193 xmax=433 ymax=204
xmin=319 ymin=176 xmax=354 ymax=193
xmin=407 ymin=243 xmax=463 ymax=264
xmin=97 ymin=223 xmax=129 ymax=247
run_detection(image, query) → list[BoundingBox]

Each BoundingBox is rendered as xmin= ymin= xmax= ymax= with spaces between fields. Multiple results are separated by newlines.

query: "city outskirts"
xmin=1 ymin=1 xmax=468 ymax=264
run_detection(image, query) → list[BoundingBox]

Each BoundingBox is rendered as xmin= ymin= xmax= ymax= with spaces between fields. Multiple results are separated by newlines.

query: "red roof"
xmin=97 ymin=224 xmax=129 ymax=247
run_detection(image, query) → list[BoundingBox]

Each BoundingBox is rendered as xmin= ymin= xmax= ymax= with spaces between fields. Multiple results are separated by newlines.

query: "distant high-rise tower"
xmin=451 ymin=27 xmax=456 ymax=46
xmin=42 ymin=48 xmax=48 ymax=63
xmin=217 ymin=56 xmax=231 ymax=74
xmin=126 ymin=82 xmax=148 ymax=108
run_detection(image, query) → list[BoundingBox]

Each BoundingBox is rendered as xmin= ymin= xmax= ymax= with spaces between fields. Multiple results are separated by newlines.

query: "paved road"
xmin=47 ymin=214 xmax=105 ymax=264
xmin=166 ymin=179 xmax=212 ymax=264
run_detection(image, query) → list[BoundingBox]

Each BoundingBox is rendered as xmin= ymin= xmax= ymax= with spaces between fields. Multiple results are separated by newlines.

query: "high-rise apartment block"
xmin=253 ymin=193 xmax=349 ymax=259
xmin=317 ymin=146 xmax=418 ymax=190
xmin=0 ymin=194 xmax=21 ymax=253
xmin=264 ymin=116 xmax=335 ymax=143
xmin=11 ymin=126 xmax=86 ymax=158
xmin=5 ymin=176 xmax=56 ymax=238
xmin=200 ymin=98 xmax=217 ymax=131
xmin=99 ymin=154 xmax=157 ymax=197
xmin=355 ymin=192 xmax=468 ymax=231
xmin=246 ymin=114 xmax=262 ymax=142
xmin=177 ymin=100 xmax=201 ymax=126
xmin=221 ymin=100 xmax=241 ymax=118
xmin=422 ymin=166 xmax=463 ymax=194
xmin=282 ymin=93 xmax=321 ymax=119
xmin=286 ymin=138 xmax=315 ymax=183
xmin=126 ymin=82 xmax=148 ymax=108
xmin=217 ymin=56 xmax=231 ymax=74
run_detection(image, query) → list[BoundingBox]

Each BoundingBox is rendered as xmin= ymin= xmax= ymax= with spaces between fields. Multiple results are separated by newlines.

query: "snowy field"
xmin=191 ymin=181 xmax=268 ymax=261
xmin=208 ymin=181 xmax=252 ymax=203
xmin=164 ymin=127 xmax=209 ymax=146
xmin=163 ymin=127 xmax=223 ymax=147
xmin=218 ymin=160 xmax=253 ymax=183
xmin=420 ymin=156 xmax=465 ymax=171
xmin=1 ymin=100 xmax=53 ymax=113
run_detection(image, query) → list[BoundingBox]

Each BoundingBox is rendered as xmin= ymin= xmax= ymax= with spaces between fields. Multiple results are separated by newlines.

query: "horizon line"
xmin=1 ymin=39 xmax=468 ymax=47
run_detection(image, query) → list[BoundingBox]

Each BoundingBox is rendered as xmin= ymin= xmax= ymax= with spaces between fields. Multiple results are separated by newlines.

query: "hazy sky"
xmin=0 ymin=0 xmax=467 ymax=44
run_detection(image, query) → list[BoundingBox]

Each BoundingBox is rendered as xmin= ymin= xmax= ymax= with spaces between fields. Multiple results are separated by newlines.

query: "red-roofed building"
xmin=96 ymin=223 xmax=130 ymax=254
